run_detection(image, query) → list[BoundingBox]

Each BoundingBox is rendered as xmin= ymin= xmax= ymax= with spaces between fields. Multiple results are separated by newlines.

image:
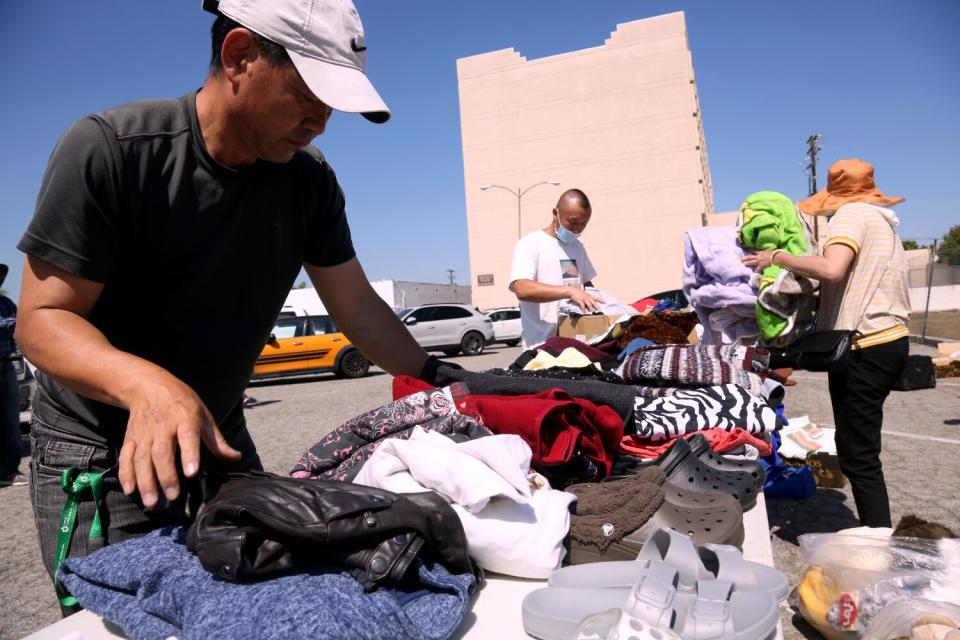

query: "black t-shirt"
xmin=18 ymin=91 xmax=355 ymax=443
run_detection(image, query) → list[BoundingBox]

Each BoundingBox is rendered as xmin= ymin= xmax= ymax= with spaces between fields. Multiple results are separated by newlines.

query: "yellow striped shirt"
xmin=816 ymin=202 xmax=910 ymax=349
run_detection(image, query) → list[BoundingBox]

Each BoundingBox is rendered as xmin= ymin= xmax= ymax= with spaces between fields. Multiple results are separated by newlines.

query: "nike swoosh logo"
xmin=351 ymin=37 xmax=367 ymax=52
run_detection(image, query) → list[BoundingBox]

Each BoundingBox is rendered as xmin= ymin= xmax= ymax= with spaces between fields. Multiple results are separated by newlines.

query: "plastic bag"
xmin=796 ymin=532 xmax=960 ymax=639
xmin=862 ymin=599 xmax=960 ymax=639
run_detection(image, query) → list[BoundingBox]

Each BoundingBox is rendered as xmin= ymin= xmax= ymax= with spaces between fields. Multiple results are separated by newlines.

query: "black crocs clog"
xmin=687 ymin=434 xmax=767 ymax=487
xmin=655 ymin=439 xmax=761 ymax=510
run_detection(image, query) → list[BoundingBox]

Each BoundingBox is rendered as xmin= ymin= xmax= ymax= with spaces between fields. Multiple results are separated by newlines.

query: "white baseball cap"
xmin=203 ymin=0 xmax=390 ymax=123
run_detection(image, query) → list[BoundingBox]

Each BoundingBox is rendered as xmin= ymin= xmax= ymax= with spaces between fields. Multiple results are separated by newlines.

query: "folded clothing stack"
xmin=59 ymin=526 xmax=476 ymax=640
xmin=619 ymin=344 xmax=772 ymax=399
xmin=187 ymin=471 xmax=476 ymax=585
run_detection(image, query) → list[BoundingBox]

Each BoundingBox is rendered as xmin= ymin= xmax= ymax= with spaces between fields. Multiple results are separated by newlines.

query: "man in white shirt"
xmin=508 ymin=189 xmax=602 ymax=349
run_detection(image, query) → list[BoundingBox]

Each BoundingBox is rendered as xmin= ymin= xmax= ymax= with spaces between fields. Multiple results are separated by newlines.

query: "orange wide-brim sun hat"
xmin=797 ymin=158 xmax=905 ymax=215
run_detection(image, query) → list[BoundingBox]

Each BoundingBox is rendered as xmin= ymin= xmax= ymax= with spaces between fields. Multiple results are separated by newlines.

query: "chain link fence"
xmin=907 ymin=264 xmax=960 ymax=288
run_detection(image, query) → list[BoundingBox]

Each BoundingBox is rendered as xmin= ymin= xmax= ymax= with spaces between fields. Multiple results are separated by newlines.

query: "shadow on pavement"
xmin=766 ymin=488 xmax=860 ymax=545
xmin=788 ymin=610 xmax=830 ymax=639
xmin=243 ymin=399 xmax=282 ymax=409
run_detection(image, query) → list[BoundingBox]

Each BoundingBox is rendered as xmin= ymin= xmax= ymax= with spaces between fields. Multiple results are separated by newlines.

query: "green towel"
xmin=739 ymin=191 xmax=809 ymax=340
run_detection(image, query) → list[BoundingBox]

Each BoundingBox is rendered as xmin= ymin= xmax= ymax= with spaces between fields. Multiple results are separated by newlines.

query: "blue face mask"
xmin=555 ymin=220 xmax=580 ymax=244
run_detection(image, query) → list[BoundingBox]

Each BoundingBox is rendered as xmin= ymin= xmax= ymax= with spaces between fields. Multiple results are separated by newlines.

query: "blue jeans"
xmin=29 ymin=408 xmax=262 ymax=612
xmin=0 ymin=362 xmax=23 ymax=477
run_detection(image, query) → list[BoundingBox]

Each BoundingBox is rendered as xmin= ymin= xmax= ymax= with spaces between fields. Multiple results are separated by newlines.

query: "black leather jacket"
xmin=186 ymin=471 xmax=476 ymax=588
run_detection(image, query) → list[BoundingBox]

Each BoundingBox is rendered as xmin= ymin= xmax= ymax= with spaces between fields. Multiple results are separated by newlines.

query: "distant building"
xmin=457 ymin=12 xmax=714 ymax=310
xmin=371 ymin=280 xmax=472 ymax=310
xmin=282 ymin=280 xmax=472 ymax=316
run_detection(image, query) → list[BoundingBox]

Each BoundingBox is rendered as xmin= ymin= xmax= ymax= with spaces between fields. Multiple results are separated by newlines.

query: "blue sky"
xmin=1 ymin=1 xmax=958 ymax=302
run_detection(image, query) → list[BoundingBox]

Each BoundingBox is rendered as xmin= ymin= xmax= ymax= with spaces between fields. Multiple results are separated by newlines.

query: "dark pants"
xmin=828 ymin=337 xmax=908 ymax=528
xmin=1 ymin=362 xmax=23 ymax=478
xmin=29 ymin=409 xmax=262 ymax=613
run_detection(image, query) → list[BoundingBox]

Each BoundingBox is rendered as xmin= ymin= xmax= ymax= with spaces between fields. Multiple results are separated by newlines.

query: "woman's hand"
xmin=741 ymin=250 xmax=775 ymax=271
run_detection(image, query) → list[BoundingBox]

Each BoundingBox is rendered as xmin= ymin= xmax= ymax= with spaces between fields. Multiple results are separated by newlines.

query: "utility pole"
xmin=446 ymin=269 xmax=456 ymax=285
xmin=806 ymin=134 xmax=823 ymax=241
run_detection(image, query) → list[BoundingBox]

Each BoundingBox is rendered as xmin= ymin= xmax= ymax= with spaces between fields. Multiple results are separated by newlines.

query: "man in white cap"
xmin=15 ymin=0 xmax=440 ymax=601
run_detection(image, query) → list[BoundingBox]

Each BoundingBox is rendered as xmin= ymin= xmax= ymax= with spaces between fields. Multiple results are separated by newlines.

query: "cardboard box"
xmin=938 ymin=342 xmax=960 ymax=359
xmin=934 ymin=342 xmax=960 ymax=378
xmin=806 ymin=452 xmax=847 ymax=489
xmin=557 ymin=314 xmax=620 ymax=342
xmin=782 ymin=453 xmax=847 ymax=489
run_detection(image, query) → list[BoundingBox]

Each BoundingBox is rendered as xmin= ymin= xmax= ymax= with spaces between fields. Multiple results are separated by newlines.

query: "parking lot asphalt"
xmin=1 ymin=342 xmax=958 ymax=639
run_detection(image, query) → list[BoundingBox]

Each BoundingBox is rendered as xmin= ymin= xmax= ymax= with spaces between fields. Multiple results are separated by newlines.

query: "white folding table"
xmin=24 ymin=495 xmax=784 ymax=640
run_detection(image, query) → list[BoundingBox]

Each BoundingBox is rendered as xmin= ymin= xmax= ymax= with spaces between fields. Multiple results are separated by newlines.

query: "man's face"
xmin=233 ymin=56 xmax=333 ymax=164
xmin=554 ymin=201 xmax=591 ymax=234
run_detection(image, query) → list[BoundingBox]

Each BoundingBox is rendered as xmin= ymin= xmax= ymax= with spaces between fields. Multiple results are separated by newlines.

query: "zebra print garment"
xmin=632 ymin=383 xmax=781 ymax=442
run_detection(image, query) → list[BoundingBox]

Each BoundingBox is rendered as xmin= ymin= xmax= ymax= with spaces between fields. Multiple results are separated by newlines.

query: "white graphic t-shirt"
xmin=508 ymin=230 xmax=597 ymax=349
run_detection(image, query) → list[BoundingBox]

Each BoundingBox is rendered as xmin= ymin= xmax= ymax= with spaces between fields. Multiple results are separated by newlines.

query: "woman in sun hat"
xmin=743 ymin=158 xmax=910 ymax=527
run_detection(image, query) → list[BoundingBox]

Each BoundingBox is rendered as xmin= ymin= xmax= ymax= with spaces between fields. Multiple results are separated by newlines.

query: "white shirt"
xmin=508 ymin=230 xmax=597 ymax=349
xmin=353 ymin=427 xmax=575 ymax=579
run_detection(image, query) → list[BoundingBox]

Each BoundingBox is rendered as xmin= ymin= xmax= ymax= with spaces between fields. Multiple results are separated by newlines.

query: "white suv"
xmin=396 ymin=304 xmax=494 ymax=356
xmin=485 ymin=308 xmax=522 ymax=346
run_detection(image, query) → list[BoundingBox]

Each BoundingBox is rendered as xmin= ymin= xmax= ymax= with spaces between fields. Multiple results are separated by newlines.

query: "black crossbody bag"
xmin=768 ymin=242 xmax=896 ymax=373
xmin=768 ymin=328 xmax=856 ymax=372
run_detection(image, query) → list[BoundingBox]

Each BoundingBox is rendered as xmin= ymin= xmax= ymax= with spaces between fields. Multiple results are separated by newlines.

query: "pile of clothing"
xmin=59 ymin=473 xmax=481 ymax=640
xmin=682 ymin=191 xmax=821 ymax=349
xmin=57 ymin=329 xmax=791 ymax=639
xmin=737 ymin=191 xmax=820 ymax=346
xmin=682 ymin=225 xmax=760 ymax=345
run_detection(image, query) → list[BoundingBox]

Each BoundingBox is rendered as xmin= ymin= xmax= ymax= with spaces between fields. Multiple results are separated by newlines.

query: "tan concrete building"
xmin=457 ymin=12 xmax=714 ymax=310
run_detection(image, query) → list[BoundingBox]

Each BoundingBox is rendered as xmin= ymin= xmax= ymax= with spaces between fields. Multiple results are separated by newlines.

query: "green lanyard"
xmin=53 ymin=467 xmax=105 ymax=607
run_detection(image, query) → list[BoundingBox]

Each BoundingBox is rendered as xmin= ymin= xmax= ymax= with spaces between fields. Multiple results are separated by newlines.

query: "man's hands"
xmin=118 ymin=378 xmax=241 ymax=508
xmin=567 ymin=286 xmax=603 ymax=313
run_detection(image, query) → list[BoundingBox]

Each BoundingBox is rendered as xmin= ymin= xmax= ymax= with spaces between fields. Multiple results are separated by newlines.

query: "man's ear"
xmin=220 ymin=28 xmax=258 ymax=82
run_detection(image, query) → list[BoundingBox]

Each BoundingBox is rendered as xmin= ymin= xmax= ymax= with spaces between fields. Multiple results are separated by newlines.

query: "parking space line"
xmin=883 ymin=430 xmax=960 ymax=446
xmin=791 ymin=375 xmax=959 ymax=388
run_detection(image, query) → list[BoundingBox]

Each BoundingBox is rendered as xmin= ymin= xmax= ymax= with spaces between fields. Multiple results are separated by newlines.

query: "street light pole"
xmin=480 ymin=180 xmax=561 ymax=240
